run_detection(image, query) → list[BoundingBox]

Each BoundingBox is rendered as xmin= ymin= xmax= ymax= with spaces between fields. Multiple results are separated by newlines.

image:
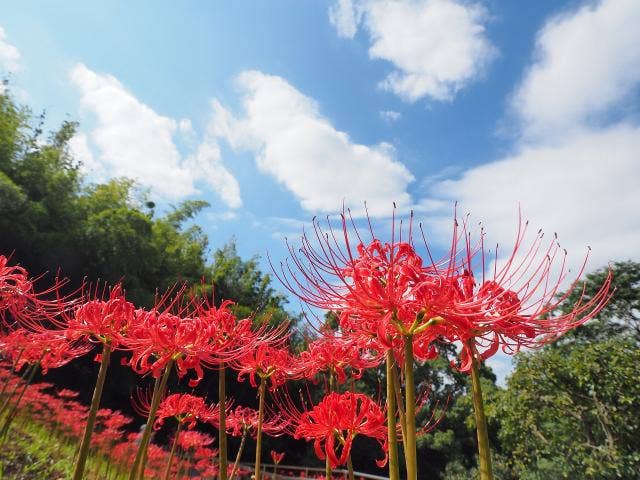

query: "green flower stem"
xmin=325 ymin=370 xmax=336 ymax=480
xmin=73 ymin=343 xmax=112 ymax=480
xmin=391 ymin=360 xmax=407 ymax=448
xmin=403 ymin=336 xmax=417 ymax=480
xmin=219 ymin=365 xmax=228 ymax=480
xmin=468 ymin=340 xmax=493 ymax=480
xmin=129 ymin=359 xmax=174 ymax=480
xmin=254 ymin=376 xmax=267 ymax=480
xmin=385 ymin=351 xmax=400 ymax=480
xmin=0 ymin=361 xmax=40 ymax=441
xmin=0 ymin=348 xmax=24 ymax=398
xmin=162 ymin=421 xmax=182 ymax=480
xmin=0 ymin=359 xmax=34 ymax=417
xmin=229 ymin=428 xmax=248 ymax=480
xmin=347 ymin=454 xmax=355 ymax=480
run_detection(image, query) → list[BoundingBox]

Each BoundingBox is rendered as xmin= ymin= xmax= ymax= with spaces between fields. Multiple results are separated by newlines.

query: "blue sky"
xmin=2 ymin=0 xmax=639 ymax=380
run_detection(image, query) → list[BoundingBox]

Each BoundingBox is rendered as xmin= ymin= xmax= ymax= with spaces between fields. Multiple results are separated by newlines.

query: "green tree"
xmin=497 ymin=262 xmax=640 ymax=479
xmin=206 ymin=240 xmax=291 ymax=324
xmin=498 ymin=338 xmax=640 ymax=479
xmin=557 ymin=261 xmax=640 ymax=343
xmin=0 ymin=88 xmax=214 ymax=306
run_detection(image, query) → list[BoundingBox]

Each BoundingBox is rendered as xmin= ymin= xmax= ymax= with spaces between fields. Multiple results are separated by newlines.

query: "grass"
xmin=0 ymin=411 xmax=126 ymax=479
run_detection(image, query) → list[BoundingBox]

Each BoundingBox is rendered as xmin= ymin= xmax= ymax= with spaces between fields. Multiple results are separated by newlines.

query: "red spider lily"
xmin=153 ymin=393 xmax=211 ymax=430
xmin=189 ymin=295 xmax=286 ymax=480
xmin=124 ymin=308 xmax=211 ymax=385
xmin=417 ymin=214 xmax=614 ymax=371
xmin=219 ymin=405 xmax=287 ymax=438
xmin=177 ymin=429 xmax=216 ymax=451
xmin=290 ymin=391 xmax=388 ymax=469
xmin=231 ymin=341 xmax=299 ymax=390
xmin=298 ymin=330 xmax=382 ymax=384
xmin=56 ymin=388 xmax=79 ymax=399
xmin=0 ymin=255 xmax=70 ymax=328
xmin=96 ymin=408 xmax=133 ymax=430
xmin=61 ymin=284 xmax=135 ymax=348
xmin=124 ymin=291 xmax=268 ymax=387
xmin=2 ymin=329 xmax=91 ymax=374
xmin=270 ymin=450 xmax=285 ymax=464
xmin=0 ymin=256 xmax=32 ymax=322
xmin=272 ymin=212 xmax=446 ymax=358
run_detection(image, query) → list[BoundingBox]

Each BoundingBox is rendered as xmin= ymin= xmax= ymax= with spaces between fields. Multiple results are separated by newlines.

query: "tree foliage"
xmin=0 ymin=87 xmax=294 ymax=417
xmin=557 ymin=261 xmax=640 ymax=343
xmin=499 ymin=338 xmax=640 ymax=478
xmin=496 ymin=261 xmax=640 ymax=479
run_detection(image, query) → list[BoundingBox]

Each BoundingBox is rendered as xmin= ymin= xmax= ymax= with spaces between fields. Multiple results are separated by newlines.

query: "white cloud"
xmin=431 ymin=124 xmax=640 ymax=269
xmin=379 ymin=109 xmax=401 ymax=122
xmin=69 ymin=63 xmax=241 ymax=209
xmin=328 ymin=0 xmax=362 ymax=39
xmin=423 ymin=0 xmax=640 ymax=273
xmin=185 ymin=141 xmax=242 ymax=209
xmin=0 ymin=27 xmax=21 ymax=73
xmin=328 ymin=0 xmax=496 ymax=102
xmin=420 ymin=0 xmax=640 ymax=381
xmin=210 ymin=70 xmax=414 ymax=216
xmin=512 ymin=0 xmax=640 ymax=138
xmin=68 ymin=132 xmax=104 ymax=179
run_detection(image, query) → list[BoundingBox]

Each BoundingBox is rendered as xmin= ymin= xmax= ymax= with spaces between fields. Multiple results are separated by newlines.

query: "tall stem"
xmin=403 ymin=336 xmax=417 ymax=480
xmin=0 ymin=359 xmax=34 ymax=416
xmin=347 ymin=454 xmax=355 ymax=480
xmin=0 ymin=361 xmax=40 ymax=440
xmin=229 ymin=429 xmax=248 ymax=480
xmin=0 ymin=348 xmax=24 ymax=398
xmin=254 ymin=376 xmax=266 ymax=480
xmin=129 ymin=359 xmax=174 ymax=480
xmin=73 ymin=344 xmax=112 ymax=480
xmin=218 ymin=365 xmax=228 ymax=480
xmin=385 ymin=351 xmax=400 ymax=480
xmin=162 ymin=421 xmax=182 ymax=480
xmin=325 ymin=370 xmax=335 ymax=480
xmin=468 ymin=340 xmax=493 ymax=480
xmin=390 ymin=361 xmax=407 ymax=448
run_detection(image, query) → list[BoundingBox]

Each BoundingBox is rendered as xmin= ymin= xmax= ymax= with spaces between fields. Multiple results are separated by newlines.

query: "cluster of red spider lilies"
xmin=0 ymin=209 xmax=612 ymax=480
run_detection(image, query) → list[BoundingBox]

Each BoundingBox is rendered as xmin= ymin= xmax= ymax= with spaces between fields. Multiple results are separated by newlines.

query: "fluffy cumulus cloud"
xmin=512 ymin=0 xmax=640 ymax=138
xmin=328 ymin=0 xmax=496 ymax=102
xmin=0 ymin=27 xmax=21 ymax=73
xmin=426 ymin=0 xmax=640 ymax=271
xmin=210 ymin=70 xmax=414 ymax=216
xmin=69 ymin=63 xmax=241 ymax=208
xmin=431 ymin=124 xmax=640 ymax=268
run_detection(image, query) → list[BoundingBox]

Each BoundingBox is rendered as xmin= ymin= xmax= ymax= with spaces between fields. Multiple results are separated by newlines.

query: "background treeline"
xmin=1 ymin=88 xmax=638 ymax=479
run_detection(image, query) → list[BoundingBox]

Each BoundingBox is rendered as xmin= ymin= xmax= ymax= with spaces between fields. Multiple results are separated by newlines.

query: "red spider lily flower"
xmin=270 ymin=450 xmax=285 ymax=464
xmin=193 ymin=298 xmax=258 ymax=358
xmin=177 ymin=429 xmax=216 ymax=451
xmin=97 ymin=408 xmax=133 ymax=431
xmin=291 ymin=392 xmax=388 ymax=469
xmin=0 ymin=255 xmax=70 ymax=328
xmin=124 ymin=290 xmax=268 ymax=386
xmin=417 ymin=214 xmax=613 ymax=371
xmin=272 ymin=212 xmax=444 ymax=358
xmin=2 ymin=329 xmax=90 ymax=374
xmin=56 ymin=388 xmax=79 ymax=399
xmin=62 ymin=284 xmax=135 ymax=348
xmin=154 ymin=393 xmax=210 ymax=430
xmin=275 ymin=208 xmax=613 ymax=369
xmin=0 ymin=256 xmax=32 ymax=321
xmin=298 ymin=330 xmax=382 ymax=384
xmin=218 ymin=405 xmax=287 ymax=438
xmin=231 ymin=341 xmax=300 ymax=390
xmin=124 ymin=308 xmax=209 ymax=384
